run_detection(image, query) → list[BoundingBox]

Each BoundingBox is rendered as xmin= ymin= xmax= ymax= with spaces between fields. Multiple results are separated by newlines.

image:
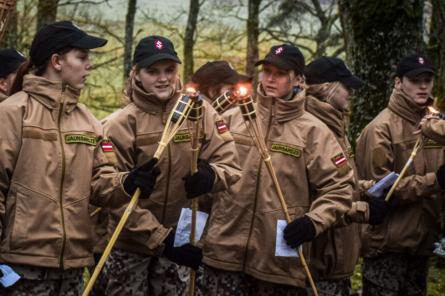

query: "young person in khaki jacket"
xmin=356 ymin=54 xmax=445 ymax=296
xmin=0 ymin=21 xmax=157 ymax=295
xmin=199 ymin=44 xmax=354 ymax=296
xmin=304 ymin=57 xmax=389 ymax=296
xmin=101 ymin=36 xmax=241 ymax=296
xmin=0 ymin=48 xmax=25 ymax=101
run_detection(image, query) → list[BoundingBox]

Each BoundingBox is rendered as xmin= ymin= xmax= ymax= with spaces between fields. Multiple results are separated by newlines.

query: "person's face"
xmin=208 ymin=83 xmax=232 ymax=99
xmin=57 ymin=49 xmax=91 ymax=89
xmin=395 ymin=73 xmax=434 ymax=105
xmin=260 ymin=63 xmax=301 ymax=98
xmin=0 ymin=72 xmax=18 ymax=95
xmin=136 ymin=60 xmax=179 ymax=101
xmin=330 ymin=83 xmax=352 ymax=111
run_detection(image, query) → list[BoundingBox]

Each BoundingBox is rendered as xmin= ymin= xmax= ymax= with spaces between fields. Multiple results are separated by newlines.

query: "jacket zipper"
xmin=243 ymin=99 xmax=275 ymax=270
xmin=57 ymin=86 xmax=67 ymax=269
xmin=161 ymin=104 xmax=171 ymax=224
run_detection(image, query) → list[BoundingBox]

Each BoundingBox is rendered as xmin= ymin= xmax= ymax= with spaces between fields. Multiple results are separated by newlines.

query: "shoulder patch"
xmin=65 ymin=134 xmax=97 ymax=146
xmin=332 ymin=152 xmax=348 ymax=167
xmin=270 ymin=143 xmax=301 ymax=158
xmin=101 ymin=140 xmax=114 ymax=152
xmin=215 ymin=120 xmax=229 ymax=134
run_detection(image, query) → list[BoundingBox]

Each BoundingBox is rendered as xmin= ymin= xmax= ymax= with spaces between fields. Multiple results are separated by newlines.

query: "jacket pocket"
xmin=9 ymin=183 xmax=60 ymax=255
xmin=63 ymin=195 xmax=93 ymax=259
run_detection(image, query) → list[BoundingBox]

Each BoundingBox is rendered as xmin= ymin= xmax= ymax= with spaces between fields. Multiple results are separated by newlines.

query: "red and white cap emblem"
xmin=275 ymin=47 xmax=284 ymax=55
xmin=155 ymin=40 xmax=163 ymax=50
xmin=418 ymin=57 xmax=424 ymax=64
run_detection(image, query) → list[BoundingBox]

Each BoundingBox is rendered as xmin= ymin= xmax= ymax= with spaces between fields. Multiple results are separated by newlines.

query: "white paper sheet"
xmin=275 ymin=219 xmax=299 ymax=257
xmin=174 ymin=208 xmax=209 ymax=247
xmin=0 ymin=264 xmax=20 ymax=288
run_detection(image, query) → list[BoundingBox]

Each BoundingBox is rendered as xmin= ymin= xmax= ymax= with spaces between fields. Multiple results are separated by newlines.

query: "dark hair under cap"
xmin=29 ymin=20 xmax=107 ymax=67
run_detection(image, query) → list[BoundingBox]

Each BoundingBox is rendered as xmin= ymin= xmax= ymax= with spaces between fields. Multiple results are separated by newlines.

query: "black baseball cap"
xmin=30 ymin=21 xmax=107 ymax=67
xmin=133 ymin=35 xmax=181 ymax=68
xmin=192 ymin=61 xmax=250 ymax=87
xmin=305 ymin=57 xmax=364 ymax=89
xmin=255 ymin=44 xmax=305 ymax=74
xmin=396 ymin=54 xmax=435 ymax=78
xmin=0 ymin=48 xmax=26 ymax=78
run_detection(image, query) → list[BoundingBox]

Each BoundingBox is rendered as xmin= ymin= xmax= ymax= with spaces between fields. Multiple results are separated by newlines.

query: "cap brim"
xmin=404 ymin=68 xmax=435 ymax=78
xmin=341 ymin=75 xmax=365 ymax=89
xmin=136 ymin=53 xmax=182 ymax=68
xmin=72 ymin=34 xmax=107 ymax=49
xmin=255 ymin=56 xmax=293 ymax=71
xmin=225 ymin=73 xmax=252 ymax=84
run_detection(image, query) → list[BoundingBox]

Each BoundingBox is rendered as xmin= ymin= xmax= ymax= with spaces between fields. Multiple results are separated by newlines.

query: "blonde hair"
xmin=306 ymin=81 xmax=340 ymax=103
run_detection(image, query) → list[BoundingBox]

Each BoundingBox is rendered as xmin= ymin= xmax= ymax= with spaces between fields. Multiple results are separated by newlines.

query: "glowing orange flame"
xmin=428 ymin=106 xmax=440 ymax=114
xmin=235 ymin=82 xmax=252 ymax=99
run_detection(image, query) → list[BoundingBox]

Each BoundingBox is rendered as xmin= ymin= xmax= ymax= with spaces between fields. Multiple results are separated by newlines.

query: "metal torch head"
xmin=185 ymin=85 xmax=203 ymax=122
xmin=171 ymin=93 xmax=194 ymax=124
xmin=211 ymin=91 xmax=236 ymax=114
xmin=238 ymin=94 xmax=256 ymax=121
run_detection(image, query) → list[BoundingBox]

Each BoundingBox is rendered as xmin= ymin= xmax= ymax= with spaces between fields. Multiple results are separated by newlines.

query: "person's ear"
xmin=0 ymin=78 xmax=8 ymax=93
xmin=394 ymin=76 xmax=402 ymax=90
xmin=50 ymin=53 xmax=63 ymax=72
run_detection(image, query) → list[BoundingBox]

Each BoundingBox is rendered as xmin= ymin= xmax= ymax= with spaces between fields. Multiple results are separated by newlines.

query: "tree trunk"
xmin=246 ymin=0 xmax=261 ymax=85
xmin=124 ymin=0 xmax=137 ymax=79
xmin=37 ymin=0 xmax=59 ymax=30
xmin=0 ymin=2 xmax=18 ymax=48
xmin=183 ymin=0 xmax=200 ymax=82
xmin=338 ymin=0 xmax=425 ymax=144
xmin=429 ymin=0 xmax=445 ymax=108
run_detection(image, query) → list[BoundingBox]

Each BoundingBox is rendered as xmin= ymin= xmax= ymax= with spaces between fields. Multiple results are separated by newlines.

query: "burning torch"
xmin=384 ymin=106 xmax=440 ymax=201
xmin=233 ymin=84 xmax=319 ymax=296
xmin=83 ymin=91 xmax=195 ymax=296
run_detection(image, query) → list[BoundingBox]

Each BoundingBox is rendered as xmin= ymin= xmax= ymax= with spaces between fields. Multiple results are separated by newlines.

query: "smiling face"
xmin=260 ymin=63 xmax=301 ymax=98
xmin=395 ymin=73 xmax=434 ymax=105
xmin=58 ymin=48 xmax=91 ymax=89
xmin=135 ymin=59 xmax=179 ymax=101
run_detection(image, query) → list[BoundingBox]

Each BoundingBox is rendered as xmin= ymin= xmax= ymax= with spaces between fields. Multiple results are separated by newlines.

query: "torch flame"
xmin=186 ymin=86 xmax=197 ymax=93
xmin=235 ymin=83 xmax=252 ymax=99
xmin=238 ymin=86 xmax=248 ymax=97
xmin=428 ymin=106 xmax=440 ymax=114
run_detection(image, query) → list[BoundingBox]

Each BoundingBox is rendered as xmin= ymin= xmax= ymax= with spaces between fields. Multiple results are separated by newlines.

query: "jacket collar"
xmin=23 ymin=74 xmax=80 ymax=113
xmin=130 ymin=79 xmax=181 ymax=114
xmin=388 ymin=88 xmax=431 ymax=125
xmin=256 ymin=85 xmax=306 ymax=123
xmin=305 ymin=95 xmax=346 ymax=138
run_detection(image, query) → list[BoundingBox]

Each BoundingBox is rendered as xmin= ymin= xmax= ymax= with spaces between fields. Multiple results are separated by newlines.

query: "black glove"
xmin=368 ymin=196 xmax=390 ymax=225
xmin=123 ymin=158 xmax=161 ymax=198
xmin=283 ymin=216 xmax=316 ymax=248
xmin=183 ymin=159 xmax=216 ymax=199
xmin=437 ymin=164 xmax=445 ymax=190
xmin=162 ymin=231 xmax=203 ymax=270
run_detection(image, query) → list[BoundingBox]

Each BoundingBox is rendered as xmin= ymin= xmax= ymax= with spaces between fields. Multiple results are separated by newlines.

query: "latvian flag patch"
xmin=215 ymin=120 xmax=229 ymax=134
xmin=101 ymin=140 xmax=114 ymax=152
xmin=332 ymin=152 xmax=348 ymax=167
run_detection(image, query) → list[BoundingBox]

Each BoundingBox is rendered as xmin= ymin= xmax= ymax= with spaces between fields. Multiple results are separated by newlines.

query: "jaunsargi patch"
xmin=65 ymin=134 xmax=97 ymax=146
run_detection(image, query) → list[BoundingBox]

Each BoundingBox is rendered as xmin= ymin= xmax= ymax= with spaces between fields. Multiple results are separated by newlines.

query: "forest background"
xmin=1 ymin=0 xmax=445 ymax=295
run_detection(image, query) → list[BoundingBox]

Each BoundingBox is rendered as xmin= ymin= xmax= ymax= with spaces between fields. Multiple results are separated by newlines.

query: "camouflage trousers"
xmin=0 ymin=264 xmax=83 ymax=296
xmin=316 ymin=278 xmax=351 ymax=296
xmin=362 ymin=253 xmax=429 ymax=296
xmin=198 ymin=264 xmax=307 ymax=296
xmin=102 ymin=248 xmax=190 ymax=296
